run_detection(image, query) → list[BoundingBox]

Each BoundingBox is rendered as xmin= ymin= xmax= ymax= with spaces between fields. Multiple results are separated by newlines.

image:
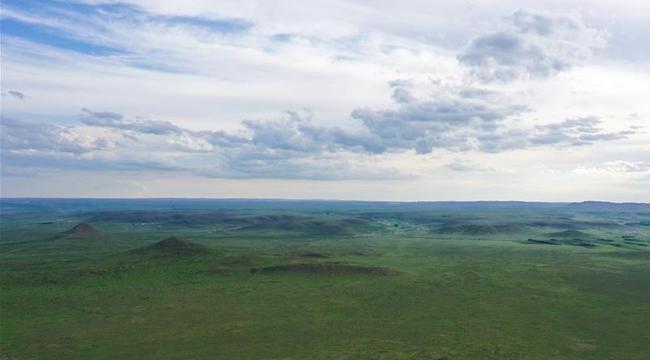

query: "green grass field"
xmin=1 ymin=200 xmax=649 ymax=359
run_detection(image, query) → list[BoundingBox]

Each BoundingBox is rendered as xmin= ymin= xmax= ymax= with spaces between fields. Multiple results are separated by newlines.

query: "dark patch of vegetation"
xmin=525 ymin=238 xmax=607 ymax=248
xmin=250 ymin=262 xmax=399 ymax=276
xmin=347 ymin=251 xmax=373 ymax=256
xmin=435 ymin=223 xmax=524 ymax=235
xmin=545 ymin=229 xmax=592 ymax=238
xmin=526 ymin=238 xmax=559 ymax=245
xmin=289 ymin=251 xmax=329 ymax=258
xmin=597 ymin=251 xmax=650 ymax=260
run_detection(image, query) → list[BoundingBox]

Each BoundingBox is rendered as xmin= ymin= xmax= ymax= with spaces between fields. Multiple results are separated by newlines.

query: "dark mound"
xmin=250 ymin=262 xmax=398 ymax=276
xmin=545 ymin=230 xmax=591 ymax=238
xmin=526 ymin=239 xmax=560 ymax=245
xmin=435 ymin=224 xmax=523 ymax=235
xmin=525 ymin=238 xmax=598 ymax=248
xmin=65 ymin=222 xmax=100 ymax=236
xmin=133 ymin=237 xmax=211 ymax=257
xmin=289 ymin=251 xmax=329 ymax=258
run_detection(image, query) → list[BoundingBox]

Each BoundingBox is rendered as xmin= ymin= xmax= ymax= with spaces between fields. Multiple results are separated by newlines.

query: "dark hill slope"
xmin=64 ymin=222 xmax=100 ymax=236
xmin=129 ymin=237 xmax=215 ymax=259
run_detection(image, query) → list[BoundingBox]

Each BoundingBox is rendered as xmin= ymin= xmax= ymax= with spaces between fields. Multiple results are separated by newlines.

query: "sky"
xmin=1 ymin=0 xmax=649 ymax=201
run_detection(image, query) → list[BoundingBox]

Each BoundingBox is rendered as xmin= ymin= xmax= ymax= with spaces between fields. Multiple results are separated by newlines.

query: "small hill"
xmin=65 ymin=222 xmax=100 ymax=236
xmin=131 ymin=237 xmax=212 ymax=258
xmin=6 ymin=222 xmax=131 ymax=257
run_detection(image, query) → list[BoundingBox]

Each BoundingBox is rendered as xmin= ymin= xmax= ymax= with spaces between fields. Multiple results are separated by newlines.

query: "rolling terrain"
xmin=1 ymin=199 xmax=650 ymax=359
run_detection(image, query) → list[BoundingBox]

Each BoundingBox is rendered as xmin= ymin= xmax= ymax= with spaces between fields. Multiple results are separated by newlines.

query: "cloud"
xmin=476 ymin=116 xmax=636 ymax=153
xmin=1 ymin=151 xmax=182 ymax=173
xmin=167 ymin=133 xmax=214 ymax=152
xmin=0 ymin=117 xmax=115 ymax=154
xmin=443 ymin=161 xmax=494 ymax=172
xmin=458 ymin=9 xmax=606 ymax=82
xmin=0 ymin=4 xmax=642 ymax=186
xmin=80 ymin=108 xmax=183 ymax=135
xmin=154 ymin=15 xmax=253 ymax=34
xmin=4 ymin=91 xmax=638 ymax=181
xmin=529 ymin=117 xmax=634 ymax=146
xmin=577 ymin=161 xmax=650 ymax=174
xmin=196 ymin=151 xmax=409 ymax=181
xmin=2 ymin=90 xmax=26 ymax=100
xmin=388 ymin=79 xmax=416 ymax=104
xmin=350 ymin=85 xmax=529 ymax=154
xmin=218 ymin=93 xmax=636 ymax=158
xmin=1 ymin=1 xmax=254 ymax=58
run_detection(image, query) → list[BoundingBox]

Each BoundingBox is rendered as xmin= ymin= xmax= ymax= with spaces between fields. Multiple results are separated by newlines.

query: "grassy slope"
xmin=1 ymin=208 xmax=649 ymax=359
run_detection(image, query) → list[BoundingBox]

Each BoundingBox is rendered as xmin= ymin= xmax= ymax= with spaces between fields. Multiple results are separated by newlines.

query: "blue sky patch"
xmin=1 ymin=17 xmax=123 ymax=55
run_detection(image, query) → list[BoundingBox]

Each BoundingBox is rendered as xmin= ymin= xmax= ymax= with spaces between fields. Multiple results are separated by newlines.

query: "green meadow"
xmin=1 ymin=199 xmax=649 ymax=359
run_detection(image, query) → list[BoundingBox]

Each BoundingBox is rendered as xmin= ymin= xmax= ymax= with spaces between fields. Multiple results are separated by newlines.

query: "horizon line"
xmin=1 ymin=197 xmax=648 ymax=205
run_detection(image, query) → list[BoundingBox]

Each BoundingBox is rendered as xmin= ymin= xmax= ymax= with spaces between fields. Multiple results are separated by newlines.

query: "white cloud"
xmin=576 ymin=161 xmax=650 ymax=173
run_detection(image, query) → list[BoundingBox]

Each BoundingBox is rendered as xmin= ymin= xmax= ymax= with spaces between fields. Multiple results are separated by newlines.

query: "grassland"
xmin=1 ymin=199 xmax=649 ymax=359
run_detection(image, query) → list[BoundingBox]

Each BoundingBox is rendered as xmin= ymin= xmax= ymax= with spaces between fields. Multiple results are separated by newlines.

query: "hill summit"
xmin=65 ymin=222 xmax=100 ymax=236
xmin=136 ymin=236 xmax=210 ymax=257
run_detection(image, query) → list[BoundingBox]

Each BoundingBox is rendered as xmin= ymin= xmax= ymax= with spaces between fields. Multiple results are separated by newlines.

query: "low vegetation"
xmin=1 ymin=199 xmax=649 ymax=359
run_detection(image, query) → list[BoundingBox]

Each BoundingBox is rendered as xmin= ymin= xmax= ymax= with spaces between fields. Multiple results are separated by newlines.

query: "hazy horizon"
xmin=1 ymin=197 xmax=647 ymax=205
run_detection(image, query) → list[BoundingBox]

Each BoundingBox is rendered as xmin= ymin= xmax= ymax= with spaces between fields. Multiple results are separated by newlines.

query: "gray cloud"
xmin=80 ymin=108 xmax=183 ymax=135
xmin=458 ymin=9 xmax=606 ymax=82
xmin=351 ymin=95 xmax=528 ymax=154
xmin=1 ymin=94 xmax=638 ymax=181
xmin=476 ymin=116 xmax=634 ymax=153
xmin=530 ymin=117 xmax=633 ymax=146
xmin=216 ymin=96 xmax=633 ymax=158
xmin=388 ymin=79 xmax=416 ymax=104
xmin=391 ymin=87 xmax=416 ymax=104
xmin=3 ymin=90 xmax=26 ymax=100
xmin=0 ymin=117 xmax=114 ymax=154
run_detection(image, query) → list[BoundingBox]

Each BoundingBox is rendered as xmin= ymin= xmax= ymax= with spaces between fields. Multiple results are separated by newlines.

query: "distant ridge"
xmin=567 ymin=201 xmax=650 ymax=211
xmin=1 ymin=198 xmax=648 ymax=216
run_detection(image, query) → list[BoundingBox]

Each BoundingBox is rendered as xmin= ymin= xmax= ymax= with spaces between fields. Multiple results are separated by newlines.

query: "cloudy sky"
xmin=1 ymin=0 xmax=649 ymax=201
